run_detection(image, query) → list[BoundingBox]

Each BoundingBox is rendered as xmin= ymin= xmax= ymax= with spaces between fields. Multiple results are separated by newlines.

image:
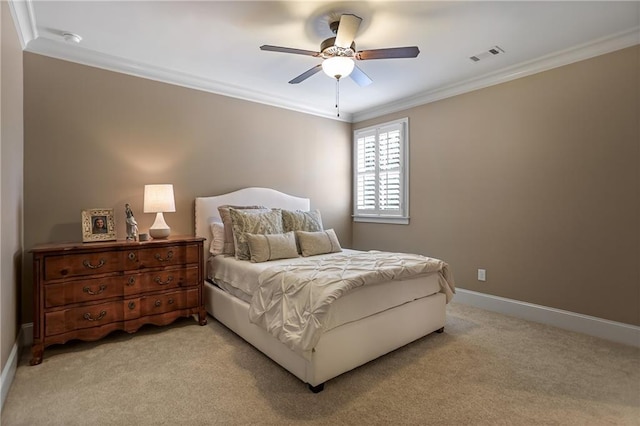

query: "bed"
xmin=195 ymin=187 xmax=455 ymax=392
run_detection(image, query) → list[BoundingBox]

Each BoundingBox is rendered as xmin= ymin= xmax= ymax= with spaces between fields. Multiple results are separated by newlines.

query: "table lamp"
xmin=143 ymin=184 xmax=176 ymax=239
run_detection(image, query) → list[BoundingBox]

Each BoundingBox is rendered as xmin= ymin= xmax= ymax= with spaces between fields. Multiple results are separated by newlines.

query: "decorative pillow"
xmin=281 ymin=209 xmax=323 ymax=233
xmin=209 ymin=221 xmax=225 ymax=255
xmin=229 ymin=208 xmax=284 ymax=260
xmin=218 ymin=205 xmax=268 ymax=255
xmin=246 ymin=231 xmax=299 ymax=263
xmin=296 ymin=229 xmax=342 ymax=257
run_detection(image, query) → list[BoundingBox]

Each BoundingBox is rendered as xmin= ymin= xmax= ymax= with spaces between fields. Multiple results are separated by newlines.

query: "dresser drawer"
xmin=44 ymin=251 xmax=124 ymax=280
xmin=131 ymin=244 xmax=200 ymax=269
xmin=45 ymin=301 xmax=123 ymax=336
xmin=139 ymin=288 xmax=199 ymax=316
xmin=45 ymin=276 xmax=125 ymax=308
xmin=123 ymin=266 xmax=199 ymax=296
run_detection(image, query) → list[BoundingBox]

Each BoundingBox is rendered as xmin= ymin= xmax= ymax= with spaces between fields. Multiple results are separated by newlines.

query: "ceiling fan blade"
xmin=260 ymin=45 xmax=320 ymax=57
xmin=334 ymin=14 xmax=362 ymax=49
xmin=356 ymin=46 xmax=420 ymax=60
xmin=288 ymin=64 xmax=323 ymax=84
xmin=350 ymin=65 xmax=373 ymax=87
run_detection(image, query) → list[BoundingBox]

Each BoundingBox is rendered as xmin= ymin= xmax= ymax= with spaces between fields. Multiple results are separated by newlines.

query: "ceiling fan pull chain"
xmin=336 ymin=78 xmax=340 ymax=117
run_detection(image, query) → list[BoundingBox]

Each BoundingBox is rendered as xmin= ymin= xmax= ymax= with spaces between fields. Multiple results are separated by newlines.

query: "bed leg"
xmin=308 ymin=383 xmax=325 ymax=393
xmin=435 ymin=327 xmax=444 ymax=333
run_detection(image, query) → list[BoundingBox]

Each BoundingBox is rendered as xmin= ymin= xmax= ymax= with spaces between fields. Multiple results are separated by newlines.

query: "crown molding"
xmin=8 ymin=0 xmax=38 ymax=49
xmin=11 ymin=0 xmax=350 ymax=122
xmin=24 ymin=37 xmax=352 ymax=122
xmin=352 ymin=26 xmax=640 ymax=123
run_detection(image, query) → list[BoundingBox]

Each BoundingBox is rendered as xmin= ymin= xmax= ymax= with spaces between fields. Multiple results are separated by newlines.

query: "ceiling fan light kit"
xmin=322 ymin=56 xmax=355 ymax=79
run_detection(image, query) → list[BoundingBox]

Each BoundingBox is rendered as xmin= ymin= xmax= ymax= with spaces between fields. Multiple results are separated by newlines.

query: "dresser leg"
xmin=30 ymin=344 xmax=44 ymax=365
xmin=198 ymin=308 xmax=207 ymax=325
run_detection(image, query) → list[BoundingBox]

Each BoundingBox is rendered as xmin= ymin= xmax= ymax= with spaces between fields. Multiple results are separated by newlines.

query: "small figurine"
xmin=125 ymin=203 xmax=139 ymax=241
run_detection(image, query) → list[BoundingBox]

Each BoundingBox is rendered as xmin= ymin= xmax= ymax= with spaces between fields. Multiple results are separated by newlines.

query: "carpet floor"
xmin=2 ymin=302 xmax=639 ymax=425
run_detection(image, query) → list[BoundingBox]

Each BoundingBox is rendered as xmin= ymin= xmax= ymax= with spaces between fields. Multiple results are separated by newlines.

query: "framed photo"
xmin=82 ymin=208 xmax=116 ymax=242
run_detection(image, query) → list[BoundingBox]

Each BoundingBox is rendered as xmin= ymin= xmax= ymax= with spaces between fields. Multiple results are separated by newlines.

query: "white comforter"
xmin=248 ymin=251 xmax=455 ymax=355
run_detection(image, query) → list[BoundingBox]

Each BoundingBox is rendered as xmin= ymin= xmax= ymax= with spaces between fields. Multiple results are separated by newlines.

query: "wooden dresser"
xmin=30 ymin=236 xmax=207 ymax=365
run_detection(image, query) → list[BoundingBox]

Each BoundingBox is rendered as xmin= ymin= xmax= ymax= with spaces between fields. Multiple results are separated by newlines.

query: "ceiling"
xmin=10 ymin=1 xmax=640 ymax=122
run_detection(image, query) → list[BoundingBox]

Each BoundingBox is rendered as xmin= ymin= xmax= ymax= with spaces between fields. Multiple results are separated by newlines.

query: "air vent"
xmin=470 ymin=46 xmax=504 ymax=62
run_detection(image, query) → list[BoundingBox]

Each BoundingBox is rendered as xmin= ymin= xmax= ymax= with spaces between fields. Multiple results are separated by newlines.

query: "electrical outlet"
xmin=477 ymin=269 xmax=486 ymax=282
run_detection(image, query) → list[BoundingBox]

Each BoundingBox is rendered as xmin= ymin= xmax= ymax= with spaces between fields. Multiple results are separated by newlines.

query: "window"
xmin=353 ymin=118 xmax=409 ymax=224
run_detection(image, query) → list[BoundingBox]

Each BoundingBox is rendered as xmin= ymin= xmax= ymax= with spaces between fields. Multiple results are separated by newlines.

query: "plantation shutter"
xmin=378 ymin=124 xmax=402 ymax=212
xmin=353 ymin=118 xmax=408 ymax=223
xmin=356 ymin=130 xmax=377 ymax=211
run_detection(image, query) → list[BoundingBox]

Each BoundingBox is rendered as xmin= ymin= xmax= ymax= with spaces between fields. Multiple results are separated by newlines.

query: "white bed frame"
xmin=195 ymin=187 xmax=446 ymax=392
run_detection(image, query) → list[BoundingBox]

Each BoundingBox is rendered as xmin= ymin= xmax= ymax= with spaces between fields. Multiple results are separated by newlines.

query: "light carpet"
xmin=2 ymin=302 xmax=639 ymax=425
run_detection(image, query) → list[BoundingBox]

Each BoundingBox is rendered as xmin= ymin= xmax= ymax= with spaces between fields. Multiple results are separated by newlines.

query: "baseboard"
xmin=0 ymin=327 xmax=24 ymax=413
xmin=454 ymin=288 xmax=640 ymax=348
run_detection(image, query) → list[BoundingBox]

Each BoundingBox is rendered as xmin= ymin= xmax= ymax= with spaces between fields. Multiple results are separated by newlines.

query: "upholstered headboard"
xmin=195 ymin=187 xmax=310 ymax=260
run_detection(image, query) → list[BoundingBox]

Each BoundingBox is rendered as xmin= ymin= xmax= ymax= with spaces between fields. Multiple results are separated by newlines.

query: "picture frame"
xmin=82 ymin=208 xmax=116 ymax=242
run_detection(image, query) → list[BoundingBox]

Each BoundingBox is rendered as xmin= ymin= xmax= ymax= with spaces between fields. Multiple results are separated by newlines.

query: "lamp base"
xmin=149 ymin=227 xmax=170 ymax=239
xmin=149 ymin=212 xmax=171 ymax=239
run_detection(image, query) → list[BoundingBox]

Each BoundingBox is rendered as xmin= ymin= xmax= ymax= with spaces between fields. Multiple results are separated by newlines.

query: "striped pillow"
xmin=295 ymin=229 xmax=342 ymax=257
xmin=246 ymin=232 xmax=299 ymax=263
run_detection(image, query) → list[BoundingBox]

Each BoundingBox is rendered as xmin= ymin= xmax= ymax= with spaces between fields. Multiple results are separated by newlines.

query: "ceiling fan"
xmin=260 ymin=14 xmax=420 ymax=87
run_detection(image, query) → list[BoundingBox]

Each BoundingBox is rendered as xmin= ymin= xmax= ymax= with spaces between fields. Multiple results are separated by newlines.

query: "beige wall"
xmin=20 ymin=44 xmax=640 ymax=328
xmin=354 ymin=46 xmax=640 ymax=326
xmin=23 ymin=53 xmax=352 ymax=323
xmin=1 ymin=2 xmax=24 ymax=371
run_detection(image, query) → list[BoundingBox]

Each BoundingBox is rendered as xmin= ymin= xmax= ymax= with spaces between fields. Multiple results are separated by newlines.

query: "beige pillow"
xmin=218 ymin=205 xmax=268 ymax=255
xmin=296 ymin=229 xmax=342 ymax=257
xmin=229 ymin=208 xmax=284 ymax=260
xmin=209 ymin=221 xmax=225 ymax=255
xmin=246 ymin=231 xmax=299 ymax=263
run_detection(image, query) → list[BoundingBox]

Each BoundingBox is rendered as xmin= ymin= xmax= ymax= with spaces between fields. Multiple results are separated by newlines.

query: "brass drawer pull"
xmin=126 ymin=276 xmax=136 ymax=286
xmin=168 ymin=298 xmax=174 ymax=305
xmin=83 ymin=259 xmax=105 ymax=269
xmin=83 ymin=310 xmax=107 ymax=321
xmin=154 ymin=251 xmax=174 ymax=262
xmin=128 ymin=301 xmax=136 ymax=310
xmin=154 ymin=300 xmax=161 ymax=307
xmin=128 ymin=252 xmax=136 ymax=261
xmin=83 ymin=284 xmax=106 ymax=295
xmin=154 ymin=276 xmax=174 ymax=286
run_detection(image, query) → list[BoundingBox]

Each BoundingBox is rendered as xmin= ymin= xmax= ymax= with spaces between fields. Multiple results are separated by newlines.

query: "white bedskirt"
xmin=205 ymin=281 xmax=446 ymax=387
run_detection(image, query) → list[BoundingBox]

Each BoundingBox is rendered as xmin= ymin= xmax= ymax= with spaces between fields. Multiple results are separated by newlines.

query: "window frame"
xmin=352 ymin=117 xmax=409 ymax=225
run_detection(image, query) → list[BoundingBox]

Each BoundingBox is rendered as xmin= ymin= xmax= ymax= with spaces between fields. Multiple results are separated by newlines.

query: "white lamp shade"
xmin=143 ymin=184 xmax=176 ymax=213
xmin=322 ymin=56 xmax=355 ymax=79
